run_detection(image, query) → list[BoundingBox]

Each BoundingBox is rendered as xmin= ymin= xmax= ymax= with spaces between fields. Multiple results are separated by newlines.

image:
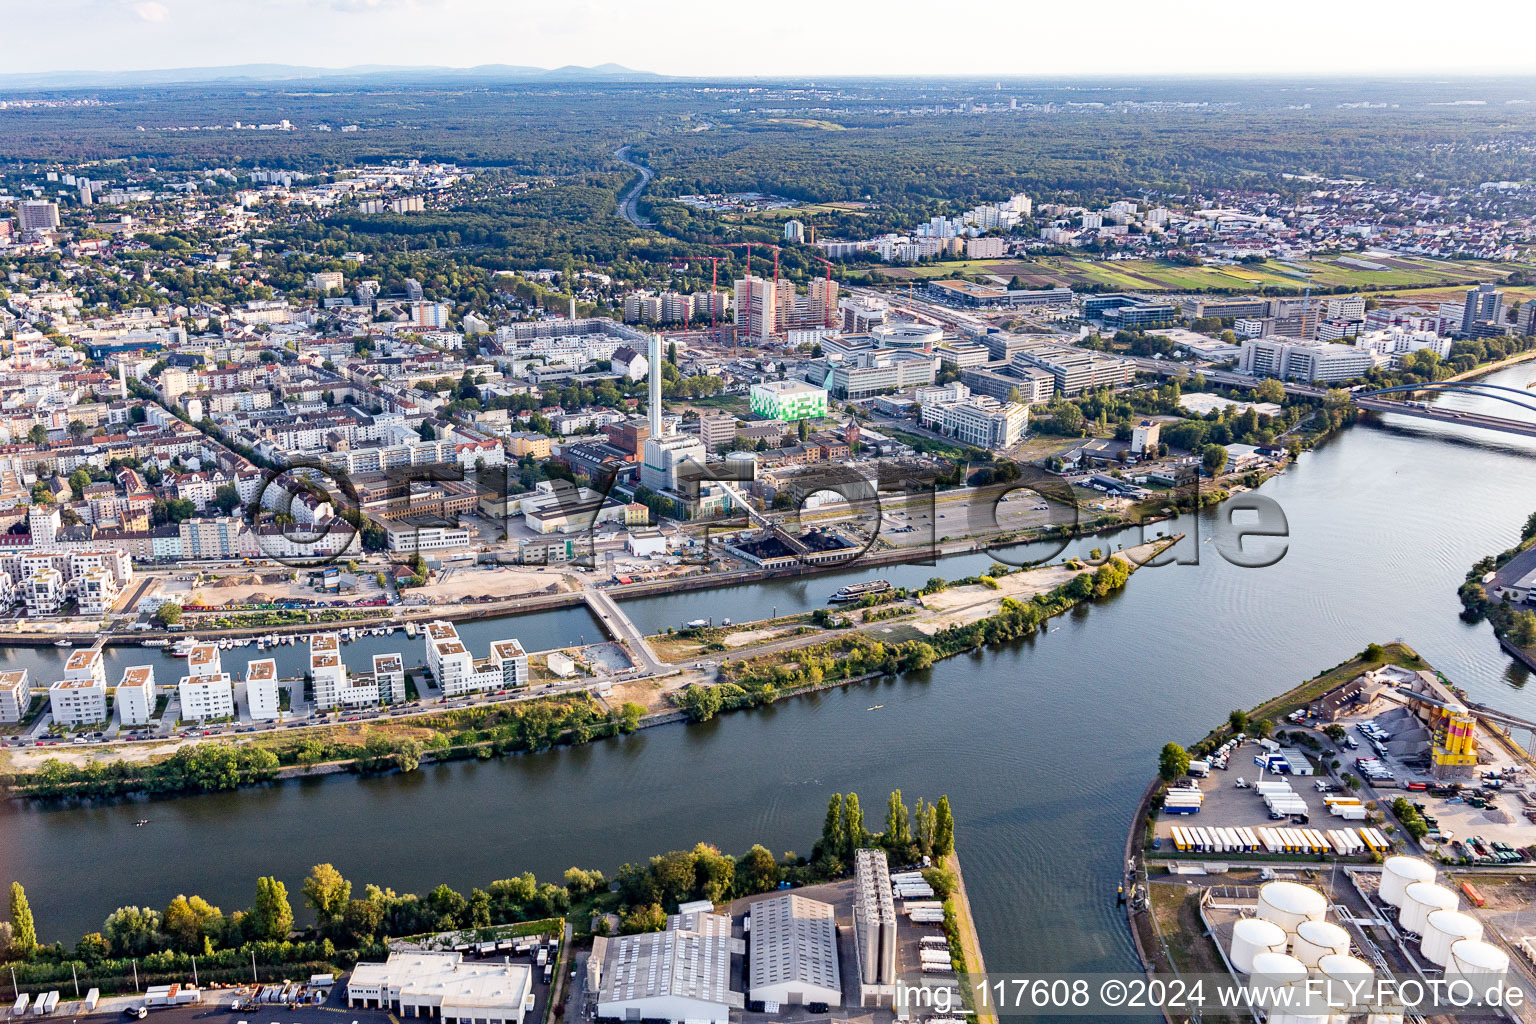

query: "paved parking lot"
xmin=1155 ymin=740 xmax=1336 ymax=844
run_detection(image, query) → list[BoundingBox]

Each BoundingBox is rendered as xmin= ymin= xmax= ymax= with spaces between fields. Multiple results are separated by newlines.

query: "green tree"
xmin=621 ymin=902 xmax=667 ymax=934
xmin=932 ymin=796 xmax=955 ymax=857
xmin=27 ymin=424 xmax=48 ymax=445
xmin=841 ymin=792 xmax=867 ymax=862
xmin=67 ymin=468 xmax=92 ymax=495
xmin=162 ymin=894 xmax=222 ymax=953
xmin=249 ymin=876 xmax=294 ymax=941
xmin=1228 ymin=709 xmax=1249 ymax=735
xmin=8 ymin=882 xmax=36 ymax=957
xmin=302 ymin=863 xmax=352 ymax=927
xmin=1201 ymin=444 xmax=1228 ymax=476
xmin=739 ymin=844 xmax=780 ymax=894
xmin=1158 ymin=742 xmax=1191 ymax=782
xmin=1255 ymin=378 xmax=1287 ymax=403
xmin=102 ymin=906 xmax=161 ymax=957
xmin=562 ymin=867 xmax=606 ymax=899
xmin=1361 ymin=643 xmax=1385 ymax=662
xmin=820 ymin=793 xmax=844 ymax=861
xmin=885 ymin=789 xmax=912 ymax=851
xmin=154 ymin=602 xmax=182 ymax=626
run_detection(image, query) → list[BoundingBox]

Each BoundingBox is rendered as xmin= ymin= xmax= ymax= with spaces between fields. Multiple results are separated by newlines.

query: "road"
xmin=583 ymin=588 xmax=668 ymax=675
xmin=613 ymin=145 xmax=653 ymax=229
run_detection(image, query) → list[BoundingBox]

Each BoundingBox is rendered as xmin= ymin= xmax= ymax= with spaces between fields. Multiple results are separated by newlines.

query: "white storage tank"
xmin=1399 ymin=881 xmax=1459 ymax=935
xmin=1421 ymin=909 xmax=1482 ymax=967
xmin=1447 ymin=938 xmax=1509 ymax=988
xmin=1379 ymin=856 xmax=1435 ymax=908
xmin=1291 ymin=919 xmax=1351 ymax=967
xmin=1257 ymin=881 xmax=1327 ymax=933
xmin=1230 ymin=917 xmax=1288 ymax=972
xmin=1317 ymin=953 xmax=1374 ymax=1020
xmin=1248 ymin=952 xmax=1317 ymax=1023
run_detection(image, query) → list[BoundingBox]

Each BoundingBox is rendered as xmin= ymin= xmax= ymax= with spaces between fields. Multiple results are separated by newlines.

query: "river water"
xmin=2 ymin=365 xmax=1535 ymax=977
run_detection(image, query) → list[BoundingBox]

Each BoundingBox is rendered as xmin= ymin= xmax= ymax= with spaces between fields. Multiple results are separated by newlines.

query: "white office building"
xmin=115 ymin=665 xmax=155 ymax=727
xmin=919 ymin=395 xmax=1028 ymax=450
xmin=1238 ymin=337 xmax=1375 ymax=382
xmin=243 ymin=658 xmax=281 ymax=721
xmin=348 ymin=951 xmax=533 ymax=1024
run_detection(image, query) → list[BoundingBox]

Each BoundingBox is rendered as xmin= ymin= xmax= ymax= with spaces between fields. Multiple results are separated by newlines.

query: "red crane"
xmin=693 ymin=256 xmax=726 ymax=334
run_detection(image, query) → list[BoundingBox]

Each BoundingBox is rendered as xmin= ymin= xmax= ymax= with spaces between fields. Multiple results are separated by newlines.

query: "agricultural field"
xmin=877 ymin=255 xmax=1533 ymax=295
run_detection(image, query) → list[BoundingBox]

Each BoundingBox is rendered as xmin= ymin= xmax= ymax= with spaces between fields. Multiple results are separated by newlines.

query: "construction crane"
xmin=717 ymin=242 xmax=782 ymax=353
xmin=693 ymin=255 xmax=726 ymax=335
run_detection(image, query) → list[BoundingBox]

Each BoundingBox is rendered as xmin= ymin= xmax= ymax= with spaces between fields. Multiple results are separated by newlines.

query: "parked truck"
xmin=143 ymin=986 xmax=200 ymax=1008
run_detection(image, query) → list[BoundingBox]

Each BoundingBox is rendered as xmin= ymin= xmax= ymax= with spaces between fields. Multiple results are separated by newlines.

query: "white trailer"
xmin=12 ymin=995 xmax=29 ymax=1017
xmin=83 ymin=991 xmax=99 ymax=1012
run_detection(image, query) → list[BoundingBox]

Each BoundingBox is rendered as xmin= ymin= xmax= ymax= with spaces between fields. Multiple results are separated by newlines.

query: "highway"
xmin=613 ymin=145 xmax=653 ymax=229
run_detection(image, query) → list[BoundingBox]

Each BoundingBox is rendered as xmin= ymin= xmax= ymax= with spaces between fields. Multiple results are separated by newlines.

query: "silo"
xmin=1257 ymin=882 xmax=1327 ymax=933
xmin=1378 ymin=857 xmax=1435 ymax=908
xmin=1291 ymin=920 xmax=1350 ymax=967
xmin=1447 ymin=939 xmax=1509 ymax=991
xmin=1421 ymin=910 xmax=1482 ymax=967
xmin=1399 ymin=881 xmax=1459 ymax=935
xmin=1229 ymin=917 xmax=1287 ymax=973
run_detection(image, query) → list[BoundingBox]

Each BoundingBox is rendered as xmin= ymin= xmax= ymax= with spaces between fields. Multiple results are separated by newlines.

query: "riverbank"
xmin=1125 ymin=639 xmax=1536 ymax=982
xmin=3 ymin=541 xmax=1170 ymax=801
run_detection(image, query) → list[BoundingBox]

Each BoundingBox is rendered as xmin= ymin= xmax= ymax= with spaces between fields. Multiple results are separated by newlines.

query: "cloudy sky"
xmin=6 ymin=0 xmax=1536 ymax=78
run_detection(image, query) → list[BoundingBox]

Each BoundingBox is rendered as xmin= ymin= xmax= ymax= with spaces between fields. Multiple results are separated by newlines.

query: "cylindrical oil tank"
xmin=1447 ymin=938 xmax=1509 ymax=989
xmin=1250 ymin=949 xmax=1323 ymax=1024
xmin=1379 ymin=857 xmax=1435 ymax=908
xmin=1230 ymin=917 xmax=1288 ymax=973
xmin=1257 ymin=882 xmax=1327 ymax=933
xmin=1400 ymin=881 xmax=1459 ymax=935
xmin=1421 ymin=909 xmax=1482 ymax=967
xmin=1291 ymin=920 xmax=1351 ymax=967
xmin=1317 ymin=953 xmax=1374 ymax=1021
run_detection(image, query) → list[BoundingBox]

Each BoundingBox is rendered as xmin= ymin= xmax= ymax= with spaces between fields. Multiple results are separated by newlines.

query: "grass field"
xmin=878 ymin=255 xmax=1532 ymax=295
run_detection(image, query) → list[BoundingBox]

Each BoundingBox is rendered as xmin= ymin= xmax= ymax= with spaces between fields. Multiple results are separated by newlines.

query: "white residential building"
xmin=48 ymin=666 xmax=108 ymax=727
xmin=372 ymin=653 xmax=407 ymax=704
xmin=185 ymin=642 xmax=222 ymax=679
xmin=310 ymin=632 xmax=380 ymax=710
xmin=24 ymin=567 xmax=64 ymax=616
xmin=0 ymin=670 xmax=31 ymax=724
xmin=423 ymin=621 xmax=528 ymax=697
xmin=115 ymin=665 xmax=155 ymax=727
xmin=243 ymin=658 xmax=281 ymax=721
xmin=74 ymin=566 xmax=118 ymax=616
xmin=179 ymin=673 xmax=235 ymax=721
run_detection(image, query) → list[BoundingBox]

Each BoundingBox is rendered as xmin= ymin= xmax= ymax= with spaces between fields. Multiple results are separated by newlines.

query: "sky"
xmin=5 ymin=0 xmax=1536 ymax=79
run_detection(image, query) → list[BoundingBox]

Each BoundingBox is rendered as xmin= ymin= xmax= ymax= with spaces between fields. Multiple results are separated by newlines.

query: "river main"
xmin=3 ymin=366 xmax=1535 ymax=977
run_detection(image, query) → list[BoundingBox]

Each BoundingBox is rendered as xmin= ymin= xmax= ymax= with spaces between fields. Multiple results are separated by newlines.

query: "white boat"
xmin=54 ymin=639 xmax=73 ymax=647
xmin=142 ymin=639 xmax=170 ymax=648
xmin=829 ymin=579 xmax=892 ymax=603
xmin=171 ymin=639 xmax=198 ymax=658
